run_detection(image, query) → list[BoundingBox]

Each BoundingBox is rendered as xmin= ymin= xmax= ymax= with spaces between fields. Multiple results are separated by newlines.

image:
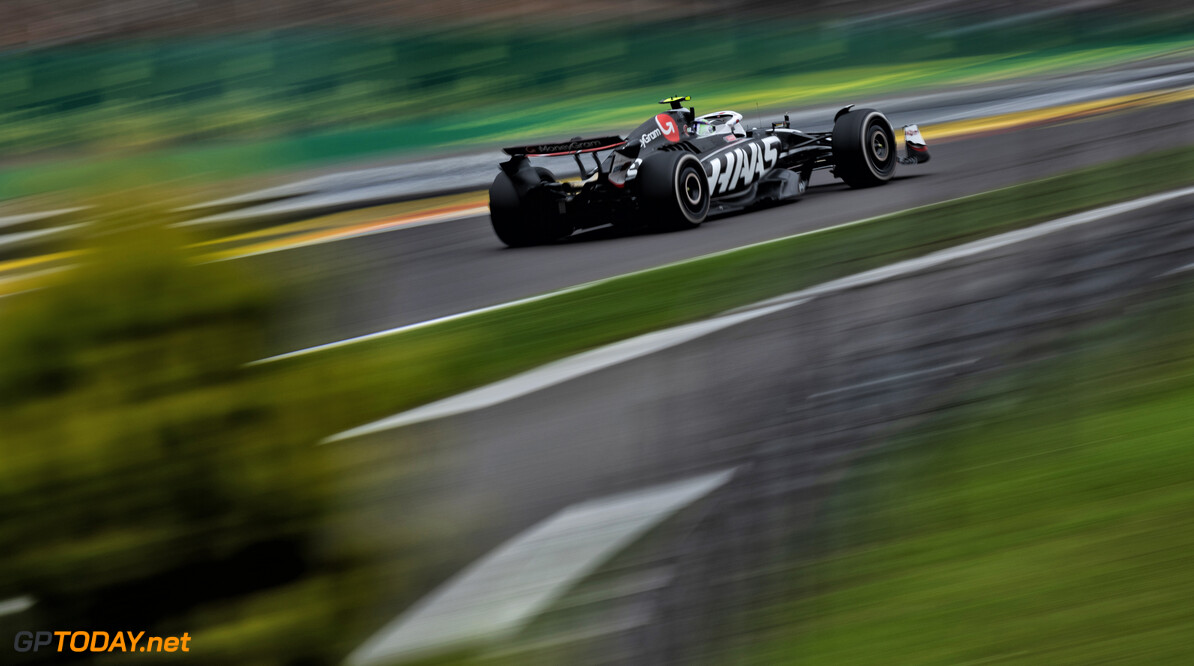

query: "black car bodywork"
xmin=489 ymin=96 xmax=929 ymax=246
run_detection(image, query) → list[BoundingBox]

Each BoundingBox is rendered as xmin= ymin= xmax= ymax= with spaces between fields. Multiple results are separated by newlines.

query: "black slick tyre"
xmin=489 ymin=167 xmax=564 ymax=247
xmin=831 ymin=108 xmax=897 ymax=188
xmin=635 ymin=153 xmax=710 ymax=230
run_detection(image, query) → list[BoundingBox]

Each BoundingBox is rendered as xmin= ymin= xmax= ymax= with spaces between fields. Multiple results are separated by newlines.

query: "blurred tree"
xmin=0 ymin=200 xmax=328 ymax=648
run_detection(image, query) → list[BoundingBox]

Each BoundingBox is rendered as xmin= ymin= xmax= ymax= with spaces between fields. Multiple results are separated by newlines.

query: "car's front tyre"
xmin=832 ymin=108 xmax=897 ymax=188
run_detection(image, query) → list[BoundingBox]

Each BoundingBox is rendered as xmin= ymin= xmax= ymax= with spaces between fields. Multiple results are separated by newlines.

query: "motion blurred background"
xmin=0 ymin=0 xmax=1191 ymax=195
xmin=1 ymin=1 xmax=1193 ymax=664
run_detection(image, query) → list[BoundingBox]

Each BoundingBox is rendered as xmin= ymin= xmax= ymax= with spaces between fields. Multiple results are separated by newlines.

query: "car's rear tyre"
xmin=636 ymin=153 xmax=710 ymax=230
xmin=489 ymin=167 xmax=566 ymax=247
xmin=832 ymin=108 xmax=897 ymax=188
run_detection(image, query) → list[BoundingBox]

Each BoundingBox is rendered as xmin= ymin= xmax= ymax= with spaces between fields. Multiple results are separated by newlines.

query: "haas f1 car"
xmin=489 ymin=96 xmax=929 ymax=246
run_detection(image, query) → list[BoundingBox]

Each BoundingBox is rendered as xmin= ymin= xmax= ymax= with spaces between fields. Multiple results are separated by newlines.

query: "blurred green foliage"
xmin=0 ymin=213 xmax=267 ymax=400
xmin=2 ymin=14 xmax=1185 ymax=139
xmin=0 ymin=12 xmax=1192 ymax=198
xmin=0 ymin=204 xmax=293 ymax=600
xmin=0 ymin=200 xmax=445 ymax=663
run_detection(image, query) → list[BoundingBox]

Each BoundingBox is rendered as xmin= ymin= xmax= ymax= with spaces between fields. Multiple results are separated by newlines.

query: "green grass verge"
xmin=737 ymin=271 xmax=1194 ymax=664
xmin=268 ymin=145 xmax=1194 ymax=444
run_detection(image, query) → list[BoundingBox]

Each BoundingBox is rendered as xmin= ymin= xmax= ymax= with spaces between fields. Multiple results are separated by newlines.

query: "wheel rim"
xmin=677 ymin=165 xmax=708 ymax=221
xmin=865 ymin=120 xmax=896 ymax=177
xmin=869 ymin=128 xmax=889 ymax=162
xmin=660 ymin=157 xmax=709 ymax=226
xmin=683 ymin=171 xmax=703 ymax=206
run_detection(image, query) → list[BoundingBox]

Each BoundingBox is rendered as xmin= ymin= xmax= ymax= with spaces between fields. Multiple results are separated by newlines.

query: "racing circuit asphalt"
xmin=334 ymin=185 xmax=1194 ymax=664
xmin=254 ymin=97 xmax=1194 ymax=353
xmin=259 ymin=73 xmax=1194 ymax=662
xmin=297 ymin=89 xmax=1194 ymax=663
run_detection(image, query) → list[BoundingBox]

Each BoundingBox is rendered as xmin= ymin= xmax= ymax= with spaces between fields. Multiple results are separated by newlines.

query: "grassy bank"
xmin=270 ymin=145 xmax=1194 ymax=443
xmin=740 ymin=275 xmax=1194 ymax=664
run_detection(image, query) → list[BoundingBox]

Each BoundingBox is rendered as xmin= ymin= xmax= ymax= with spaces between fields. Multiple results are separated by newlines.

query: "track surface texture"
xmin=258 ymin=98 xmax=1194 ymax=353
xmin=339 ymin=190 xmax=1194 ymax=662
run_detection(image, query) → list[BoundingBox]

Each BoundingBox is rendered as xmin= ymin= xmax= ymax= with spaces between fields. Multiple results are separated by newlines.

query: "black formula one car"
xmin=489 ymin=96 xmax=929 ymax=247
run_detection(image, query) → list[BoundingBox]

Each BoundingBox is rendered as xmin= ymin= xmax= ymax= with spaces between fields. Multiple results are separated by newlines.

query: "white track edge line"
xmin=320 ymin=300 xmax=804 ymax=442
xmin=322 ymin=184 xmax=1194 ymax=440
xmin=252 ymin=180 xmax=1035 ymax=365
xmin=742 ymin=184 xmax=1194 ymax=312
xmin=343 ymin=467 xmax=735 ymax=665
xmin=807 ymin=358 xmax=981 ymax=399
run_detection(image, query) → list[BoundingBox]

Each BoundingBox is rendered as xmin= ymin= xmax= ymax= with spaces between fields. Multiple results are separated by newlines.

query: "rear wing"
xmin=502 ymin=136 xmax=625 ymax=157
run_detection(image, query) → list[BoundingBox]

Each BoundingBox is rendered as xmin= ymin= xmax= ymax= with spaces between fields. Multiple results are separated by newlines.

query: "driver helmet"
xmin=692 ymin=111 xmax=745 ymax=138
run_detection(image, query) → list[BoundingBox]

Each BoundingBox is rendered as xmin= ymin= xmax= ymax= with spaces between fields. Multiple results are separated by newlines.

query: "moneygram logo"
xmin=655 ymin=114 xmax=680 ymax=142
xmin=640 ymin=114 xmax=682 ymax=147
xmin=13 ymin=631 xmax=191 ymax=654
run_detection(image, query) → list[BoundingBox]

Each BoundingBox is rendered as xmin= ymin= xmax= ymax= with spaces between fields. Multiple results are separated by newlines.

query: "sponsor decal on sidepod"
xmin=704 ymin=136 xmax=781 ymax=195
